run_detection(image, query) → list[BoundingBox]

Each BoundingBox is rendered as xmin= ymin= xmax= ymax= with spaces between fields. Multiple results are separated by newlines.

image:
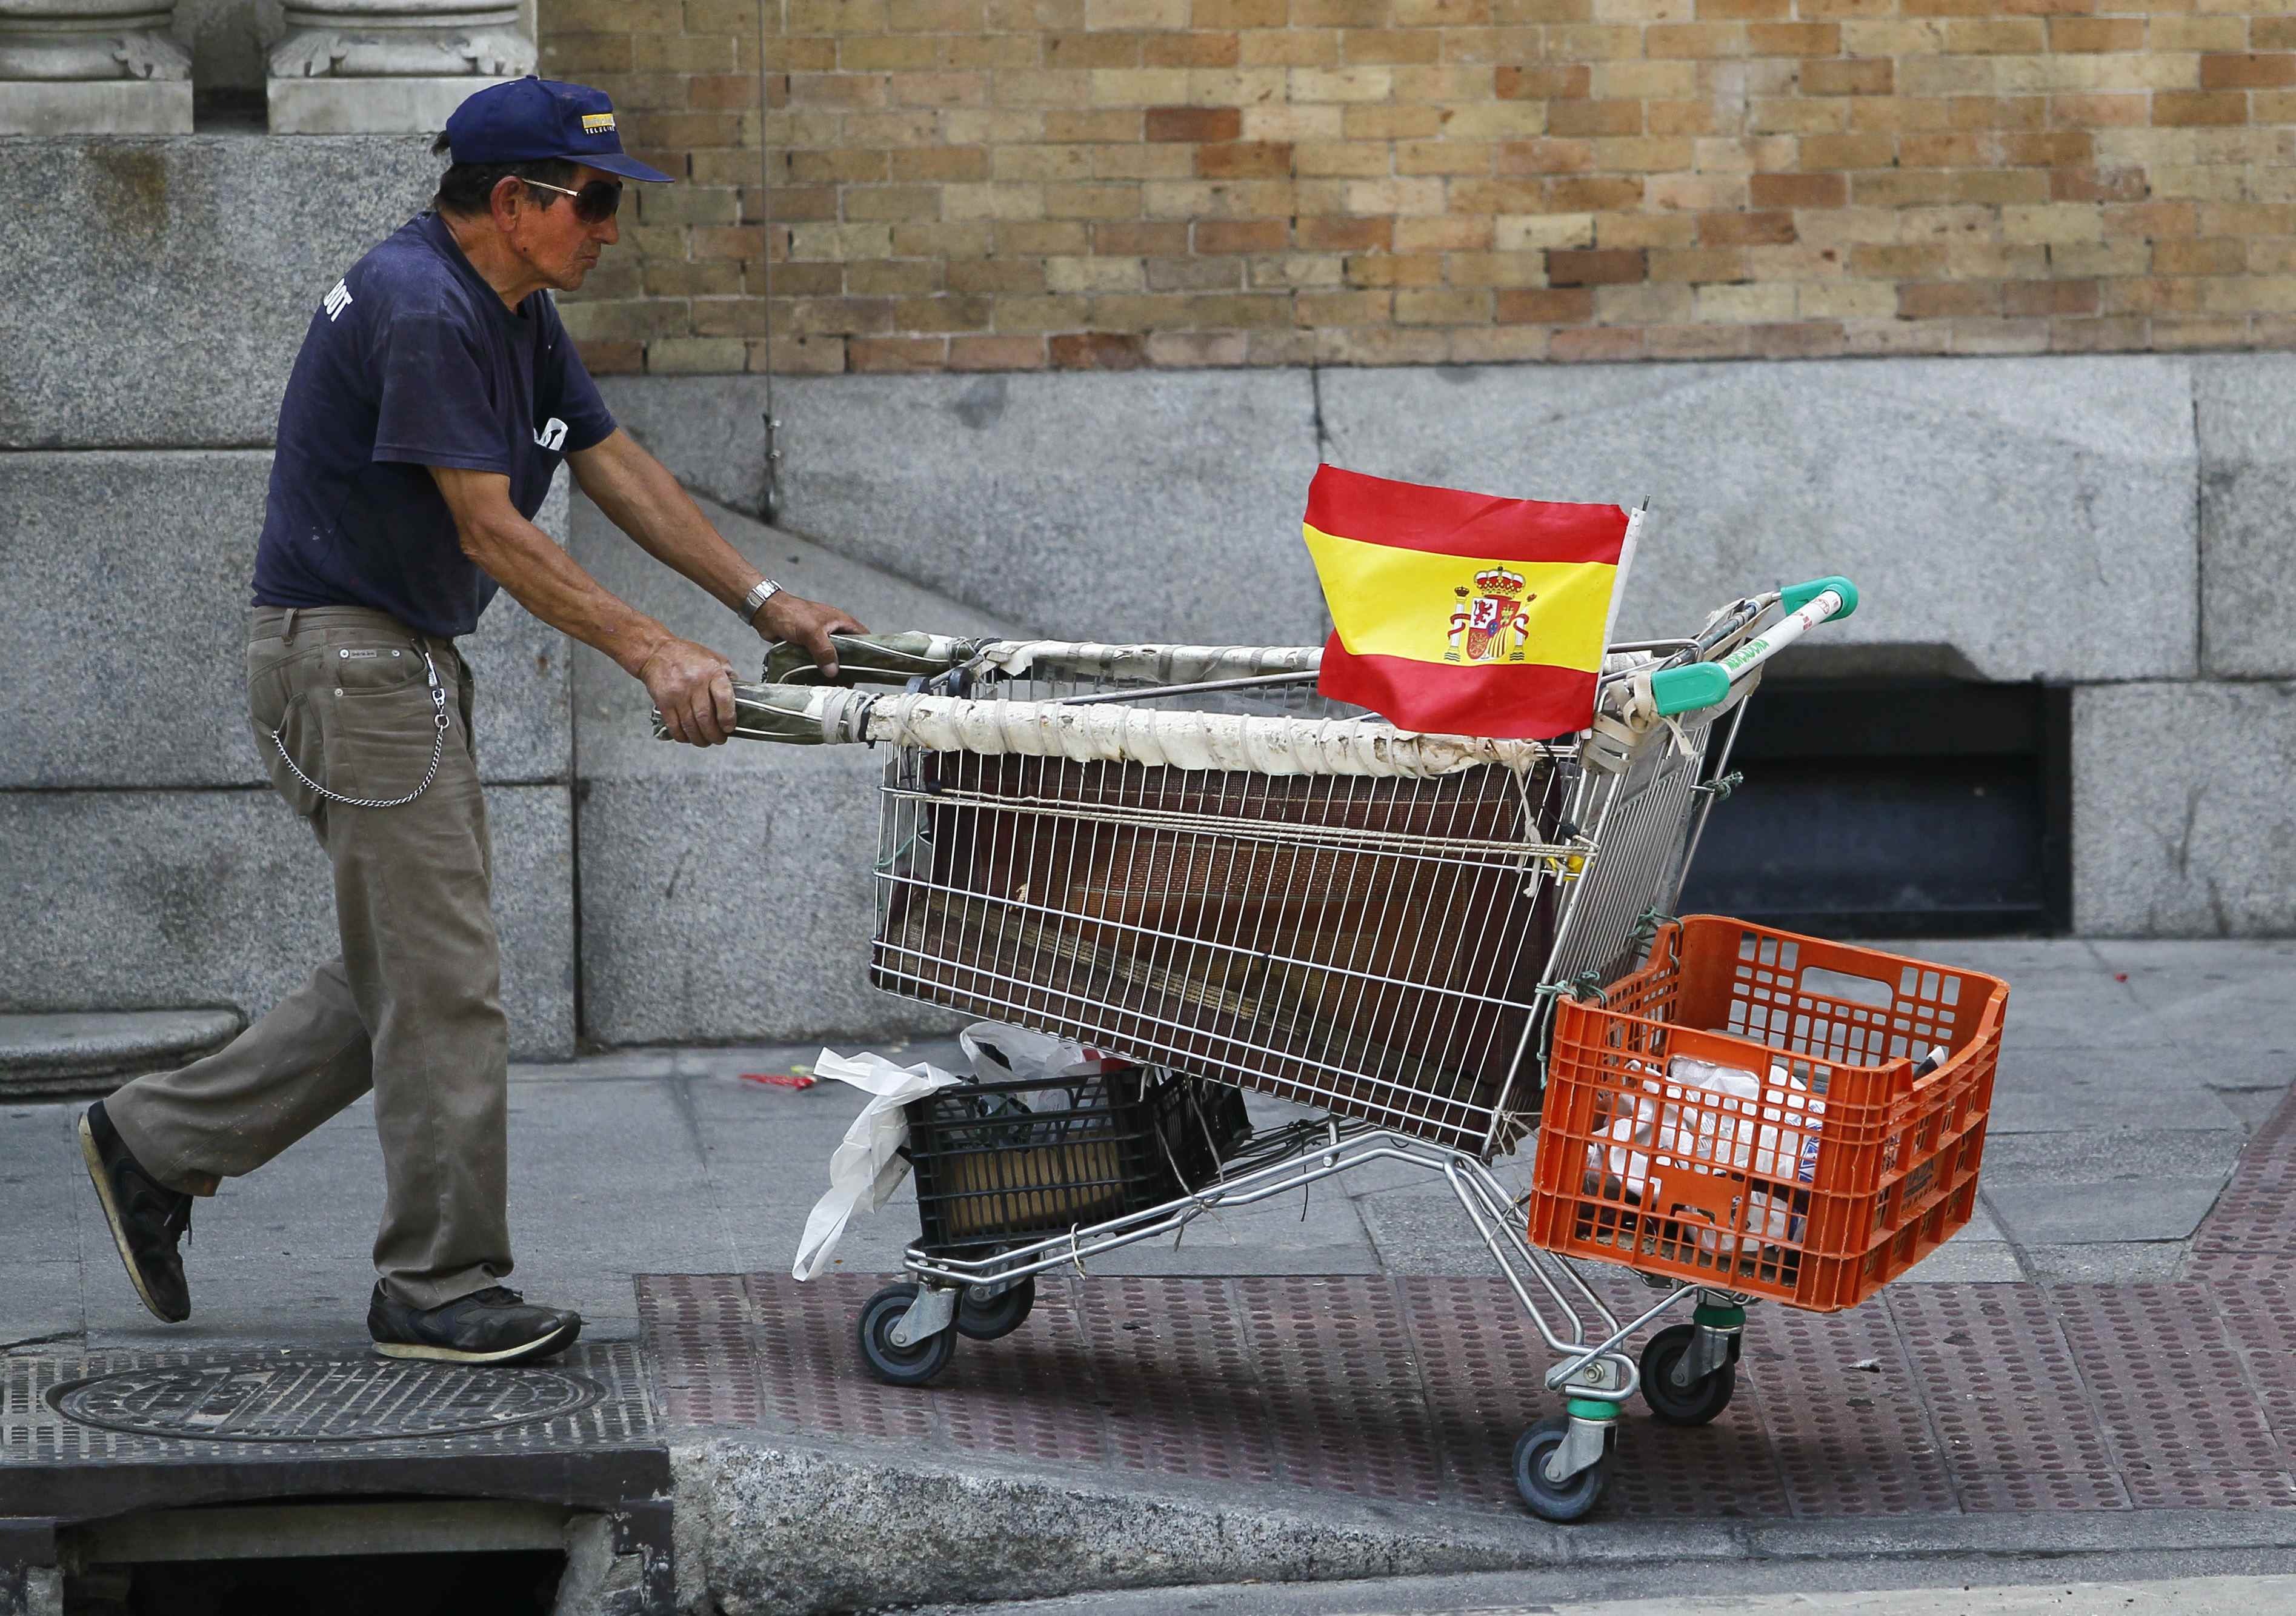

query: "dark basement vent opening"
xmin=1677 ymin=665 xmax=2072 ymax=939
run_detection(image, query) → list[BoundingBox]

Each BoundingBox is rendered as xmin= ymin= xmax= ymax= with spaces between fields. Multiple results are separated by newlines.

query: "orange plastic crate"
xmin=1527 ymin=917 xmax=2007 ymax=1312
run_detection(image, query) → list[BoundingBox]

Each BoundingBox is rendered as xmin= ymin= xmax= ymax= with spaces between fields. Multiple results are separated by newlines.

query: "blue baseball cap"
xmin=444 ymin=76 xmax=673 ymax=184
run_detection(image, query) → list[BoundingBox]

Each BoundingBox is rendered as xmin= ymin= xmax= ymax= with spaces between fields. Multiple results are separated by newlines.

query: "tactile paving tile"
xmin=1074 ymin=1276 xmax=1277 ymax=1486
xmin=2209 ymin=1283 xmax=2296 ymax=1465
xmin=647 ymin=1266 xmax=2296 ymax=1522
xmin=1750 ymin=1298 xmax=1957 ymax=1517
xmin=2190 ymin=1086 xmax=2296 ymax=1279
xmin=2046 ymin=1284 xmax=2292 ymax=1509
xmin=1231 ymin=1275 xmax=1448 ymax=1504
xmin=637 ymin=1274 xmax=760 ymax=1429
xmin=929 ymin=1279 xmax=1110 ymax=1469
xmin=742 ymin=1272 xmax=934 ymax=1448
xmin=1393 ymin=1276 xmax=1550 ymax=1512
xmin=1888 ymin=1286 xmax=2129 ymax=1511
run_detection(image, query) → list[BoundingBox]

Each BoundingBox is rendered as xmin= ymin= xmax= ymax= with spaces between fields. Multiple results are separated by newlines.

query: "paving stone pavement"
xmin=1 ymin=937 xmax=2290 ymax=1565
xmin=639 ymin=1071 xmax=2296 ymax=1523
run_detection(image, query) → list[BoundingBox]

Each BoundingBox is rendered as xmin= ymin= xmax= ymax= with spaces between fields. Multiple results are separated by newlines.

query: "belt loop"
xmin=283 ymin=607 xmax=299 ymax=645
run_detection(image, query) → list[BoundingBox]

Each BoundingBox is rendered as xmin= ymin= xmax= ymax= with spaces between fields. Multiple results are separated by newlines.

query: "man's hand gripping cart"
xmin=671 ymin=576 xmax=2000 ymax=1520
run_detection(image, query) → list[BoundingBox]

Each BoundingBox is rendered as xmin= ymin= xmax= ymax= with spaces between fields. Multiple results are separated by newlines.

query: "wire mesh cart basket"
xmin=685 ymin=576 xmax=2000 ymax=1520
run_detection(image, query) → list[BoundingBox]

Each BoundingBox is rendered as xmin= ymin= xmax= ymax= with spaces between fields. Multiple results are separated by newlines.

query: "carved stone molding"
xmin=0 ymin=2 xmax=190 ymax=81
xmin=267 ymin=3 xmax=533 ymax=79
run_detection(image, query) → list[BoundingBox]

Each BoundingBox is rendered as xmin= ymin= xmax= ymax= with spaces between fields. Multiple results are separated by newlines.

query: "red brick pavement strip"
xmin=636 ymin=1088 xmax=2296 ymax=1523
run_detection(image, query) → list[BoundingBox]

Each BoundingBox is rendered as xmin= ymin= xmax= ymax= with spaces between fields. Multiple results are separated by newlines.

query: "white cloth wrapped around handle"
xmin=791 ymin=1048 xmax=967 ymax=1282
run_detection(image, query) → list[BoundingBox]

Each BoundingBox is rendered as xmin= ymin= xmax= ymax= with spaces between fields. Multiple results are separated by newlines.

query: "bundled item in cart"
xmin=1583 ymin=1052 xmax=1827 ymax=1252
xmin=1532 ymin=917 xmax=2007 ymax=1311
xmin=876 ymin=752 xmax=1568 ymax=1153
xmin=792 ymin=1025 xmax=1254 ymax=1274
xmin=908 ymin=1023 xmax=1254 ymax=1252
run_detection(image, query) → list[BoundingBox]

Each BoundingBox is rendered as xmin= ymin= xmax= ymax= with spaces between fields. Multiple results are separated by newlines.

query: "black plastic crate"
xmin=906 ymin=1065 xmax=1253 ymax=1255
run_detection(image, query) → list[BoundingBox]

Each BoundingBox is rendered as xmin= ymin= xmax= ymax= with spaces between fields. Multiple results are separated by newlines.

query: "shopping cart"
xmin=684 ymin=576 xmax=1982 ymax=1520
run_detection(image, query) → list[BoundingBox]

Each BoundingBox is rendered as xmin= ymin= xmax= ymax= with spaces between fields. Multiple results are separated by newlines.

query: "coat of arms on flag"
xmin=1301 ymin=465 xmax=1640 ymax=741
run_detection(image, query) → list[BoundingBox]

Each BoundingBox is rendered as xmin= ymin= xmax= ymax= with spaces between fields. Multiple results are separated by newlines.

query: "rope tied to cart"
xmin=1535 ymin=971 xmax=1609 ymax=1008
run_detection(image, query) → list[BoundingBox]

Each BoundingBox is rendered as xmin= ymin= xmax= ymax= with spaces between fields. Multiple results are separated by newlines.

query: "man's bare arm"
xmin=425 ymin=464 xmax=738 ymax=746
xmin=567 ymin=428 xmax=866 ymax=676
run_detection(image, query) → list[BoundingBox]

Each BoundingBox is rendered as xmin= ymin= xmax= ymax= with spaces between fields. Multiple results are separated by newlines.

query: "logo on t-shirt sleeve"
xmin=322 ymin=279 xmax=353 ymax=322
xmin=534 ymin=417 xmax=569 ymax=451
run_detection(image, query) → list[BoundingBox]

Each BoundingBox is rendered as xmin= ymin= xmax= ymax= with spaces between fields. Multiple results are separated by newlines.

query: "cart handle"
xmin=1646 ymin=575 xmax=1859 ymax=717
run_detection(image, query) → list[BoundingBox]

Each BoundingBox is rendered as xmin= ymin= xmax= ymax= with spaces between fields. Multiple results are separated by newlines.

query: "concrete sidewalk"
xmin=7 ymin=937 xmax=2286 ymax=1355
xmin=3 ymin=936 xmax=2292 ymax=1614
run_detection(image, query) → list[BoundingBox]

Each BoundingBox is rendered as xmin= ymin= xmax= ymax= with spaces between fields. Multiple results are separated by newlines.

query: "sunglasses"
xmin=521 ymin=177 xmax=623 ymax=224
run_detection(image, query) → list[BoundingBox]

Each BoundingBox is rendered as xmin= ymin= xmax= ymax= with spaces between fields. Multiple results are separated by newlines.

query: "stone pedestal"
xmin=0 ymin=2 xmax=192 ymax=134
xmin=266 ymin=1 xmax=533 ymax=134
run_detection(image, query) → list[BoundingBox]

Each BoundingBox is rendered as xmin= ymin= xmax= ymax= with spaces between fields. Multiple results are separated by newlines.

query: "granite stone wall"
xmin=1 ymin=133 xmax=2283 ymax=1084
xmin=597 ymin=353 xmax=2296 ymax=938
xmin=1 ymin=135 xmax=581 ymax=1059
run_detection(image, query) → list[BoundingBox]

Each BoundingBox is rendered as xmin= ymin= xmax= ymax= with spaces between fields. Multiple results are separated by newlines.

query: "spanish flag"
xmin=1303 ymin=465 xmax=1636 ymax=740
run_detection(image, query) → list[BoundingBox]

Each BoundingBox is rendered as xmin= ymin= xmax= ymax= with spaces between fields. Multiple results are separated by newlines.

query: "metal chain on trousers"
xmin=269 ymin=646 xmax=453 ymax=810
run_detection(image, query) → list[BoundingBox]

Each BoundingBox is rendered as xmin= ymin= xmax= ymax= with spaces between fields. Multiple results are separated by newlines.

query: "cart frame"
xmin=696 ymin=577 xmax=1859 ymax=1518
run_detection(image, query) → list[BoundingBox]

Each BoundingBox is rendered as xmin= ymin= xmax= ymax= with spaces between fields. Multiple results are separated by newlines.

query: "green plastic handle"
xmin=1649 ymin=662 xmax=1731 ymax=716
xmin=1781 ymin=574 xmax=1859 ymax=621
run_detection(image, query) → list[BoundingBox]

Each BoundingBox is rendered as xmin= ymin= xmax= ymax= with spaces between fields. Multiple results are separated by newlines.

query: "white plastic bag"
xmin=1585 ymin=1054 xmax=1826 ymax=1254
xmin=959 ymin=1021 xmax=1110 ymax=1084
xmin=791 ymin=1047 xmax=967 ymax=1281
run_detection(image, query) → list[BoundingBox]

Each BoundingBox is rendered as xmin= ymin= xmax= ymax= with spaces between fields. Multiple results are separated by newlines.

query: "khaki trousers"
xmin=106 ymin=605 xmax=513 ymax=1310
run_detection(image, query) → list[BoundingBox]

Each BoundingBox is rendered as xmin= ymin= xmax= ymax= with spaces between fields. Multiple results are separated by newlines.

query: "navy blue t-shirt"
xmin=250 ymin=211 xmax=617 ymax=639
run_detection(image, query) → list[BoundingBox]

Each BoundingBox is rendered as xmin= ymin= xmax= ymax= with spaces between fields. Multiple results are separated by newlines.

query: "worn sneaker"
xmin=368 ymin=1283 xmax=582 ymax=1366
xmin=78 ymin=1100 xmax=193 ymax=1324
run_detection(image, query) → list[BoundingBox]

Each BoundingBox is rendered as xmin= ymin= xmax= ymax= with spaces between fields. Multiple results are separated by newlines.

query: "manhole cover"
xmin=50 ymin=1359 xmax=602 ymax=1443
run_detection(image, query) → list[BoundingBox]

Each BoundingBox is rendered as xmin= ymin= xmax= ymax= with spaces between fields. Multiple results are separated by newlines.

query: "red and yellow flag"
xmin=1303 ymin=465 xmax=1634 ymax=740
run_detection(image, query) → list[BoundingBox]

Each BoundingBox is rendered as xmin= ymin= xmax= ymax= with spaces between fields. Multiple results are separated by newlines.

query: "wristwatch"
xmin=739 ymin=577 xmax=782 ymax=625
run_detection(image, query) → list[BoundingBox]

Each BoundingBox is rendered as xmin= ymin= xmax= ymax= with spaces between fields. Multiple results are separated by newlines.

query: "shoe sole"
xmin=78 ymin=1113 xmax=185 ymax=1325
xmin=371 ymin=1319 xmax=582 ymax=1366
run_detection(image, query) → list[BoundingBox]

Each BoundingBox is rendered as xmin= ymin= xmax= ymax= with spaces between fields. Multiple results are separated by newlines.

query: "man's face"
xmin=505 ymin=162 xmax=620 ymax=291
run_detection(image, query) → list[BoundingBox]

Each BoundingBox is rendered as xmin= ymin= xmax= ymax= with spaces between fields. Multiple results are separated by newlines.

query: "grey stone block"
xmin=2074 ymin=681 xmax=2296 ymax=936
xmin=460 ymin=474 xmax=576 ymax=785
xmin=568 ymin=487 xmax=1025 ymax=780
xmin=600 ymin=370 xmax=1328 ymax=645
xmin=1 ymin=450 xmax=271 ymax=789
xmin=0 ymin=1009 xmax=244 ymax=1099
xmin=576 ymin=767 xmax=960 ymax=1049
xmin=2195 ymin=354 xmax=2296 ymax=678
xmin=0 ymin=452 xmax=572 ymax=789
xmin=1983 ymin=1178 xmax=2228 ymax=1245
xmin=0 ymin=1262 xmax=82 ymax=1349
xmin=0 ymin=784 xmax=574 ymax=1061
xmin=673 ymin=1434 xmax=1591 ymax=1616
xmin=2089 ymin=937 xmax=2296 ymax=1060
xmin=2018 ymin=1242 xmax=2194 ymax=1285
xmin=1897 ymin=1241 xmax=2023 ymax=1283
xmin=1319 ymin=355 xmax=2200 ymax=683
xmin=1976 ymin=1127 xmax=2249 ymax=1188
xmin=0 ymin=81 xmax=192 ymax=136
xmin=268 ymin=75 xmax=516 ymax=136
xmin=568 ymin=490 xmax=1016 ymax=1048
xmin=0 ymin=133 xmax=441 ymax=448
xmin=1987 ymin=1049 xmax=2246 ymax=1135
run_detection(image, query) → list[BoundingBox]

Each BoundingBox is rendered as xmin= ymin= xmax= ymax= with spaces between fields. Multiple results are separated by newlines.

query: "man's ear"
xmin=488 ymin=173 xmax=526 ymax=228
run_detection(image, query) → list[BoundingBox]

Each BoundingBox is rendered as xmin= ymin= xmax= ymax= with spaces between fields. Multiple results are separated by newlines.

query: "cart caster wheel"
xmin=1513 ymin=1415 xmax=1607 ymax=1523
xmin=857 ymin=1283 xmax=956 ymax=1386
xmin=956 ymin=1275 xmax=1036 ymax=1341
xmin=1640 ymin=1323 xmax=1738 ymax=1426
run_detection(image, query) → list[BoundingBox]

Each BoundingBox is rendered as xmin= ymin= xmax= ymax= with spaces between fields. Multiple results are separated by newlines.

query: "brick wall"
xmin=539 ymin=0 xmax=2294 ymax=374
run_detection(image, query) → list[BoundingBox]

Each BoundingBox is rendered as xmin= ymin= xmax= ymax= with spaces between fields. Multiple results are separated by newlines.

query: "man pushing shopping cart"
xmin=671 ymin=465 xmax=2005 ymax=1522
